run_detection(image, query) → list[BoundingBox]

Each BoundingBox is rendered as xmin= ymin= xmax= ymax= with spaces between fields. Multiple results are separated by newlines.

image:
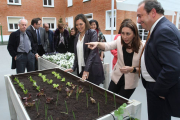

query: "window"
xmin=7 ymin=0 xmax=21 ymax=5
xmin=84 ymin=13 xmax=93 ymax=21
xmin=43 ymin=0 xmax=54 ymax=7
xmin=67 ymin=0 xmax=73 ymax=7
xmin=7 ymin=16 xmax=24 ymax=32
xmin=83 ymin=0 xmax=90 ymax=2
xmin=42 ymin=17 xmax=56 ymax=30
xmin=137 ymin=17 xmax=149 ymax=41
xmin=105 ymin=10 xmax=116 ymax=30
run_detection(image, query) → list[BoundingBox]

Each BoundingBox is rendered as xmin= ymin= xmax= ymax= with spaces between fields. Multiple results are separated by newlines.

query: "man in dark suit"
xmin=7 ymin=19 xmax=36 ymax=74
xmin=137 ymin=0 xmax=180 ymax=120
xmin=43 ymin=23 xmax=54 ymax=53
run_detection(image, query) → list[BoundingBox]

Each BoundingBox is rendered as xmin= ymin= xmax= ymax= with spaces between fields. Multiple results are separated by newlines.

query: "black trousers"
xmin=108 ymin=74 xmax=135 ymax=99
xmin=16 ymin=51 xmax=35 ymax=74
xmin=37 ymin=45 xmax=45 ymax=56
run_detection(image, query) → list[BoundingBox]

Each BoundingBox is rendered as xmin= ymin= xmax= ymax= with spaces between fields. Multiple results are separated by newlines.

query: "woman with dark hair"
xmin=68 ymin=28 xmax=76 ymax=53
xmin=86 ymin=19 xmax=144 ymax=99
xmin=65 ymin=14 xmax=105 ymax=85
xmin=54 ymin=23 xmax=69 ymax=53
xmin=89 ymin=20 xmax=106 ymax=62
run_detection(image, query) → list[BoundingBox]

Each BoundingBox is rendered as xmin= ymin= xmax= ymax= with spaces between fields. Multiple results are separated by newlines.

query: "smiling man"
xmin=137 ymin=0 xmax=180 ymax=120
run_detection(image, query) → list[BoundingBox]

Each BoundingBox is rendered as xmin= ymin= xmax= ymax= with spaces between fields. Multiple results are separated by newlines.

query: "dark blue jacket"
xmin=47 ymin=30 xmax=54 ymax=52
xmin=142 ymin=17 xmax=180 ymax=117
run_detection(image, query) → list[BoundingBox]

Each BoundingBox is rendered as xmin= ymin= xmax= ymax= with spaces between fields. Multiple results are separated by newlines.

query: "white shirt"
xmin=77 ymin=34 xmax=85 ymax=74
xmin=141 ymin=16 xmax=164 ymax=82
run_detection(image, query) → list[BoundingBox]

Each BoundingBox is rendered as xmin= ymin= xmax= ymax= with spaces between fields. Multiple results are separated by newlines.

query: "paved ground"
xmin=0 ymin=45 xmax=179 ymax=120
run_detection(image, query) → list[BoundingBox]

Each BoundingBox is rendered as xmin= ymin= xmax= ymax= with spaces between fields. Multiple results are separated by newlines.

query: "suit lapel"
xmin=83 ymin=30 xmax=89 ymax=54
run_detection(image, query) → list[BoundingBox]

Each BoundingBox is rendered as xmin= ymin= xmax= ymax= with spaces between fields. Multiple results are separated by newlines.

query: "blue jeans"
xmin=16 ymin=51 xmax=35 ymax=74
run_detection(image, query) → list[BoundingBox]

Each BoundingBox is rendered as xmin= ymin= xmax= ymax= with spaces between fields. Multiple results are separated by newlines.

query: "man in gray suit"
xmin=36 ymin=18 xmax=48 ymax=56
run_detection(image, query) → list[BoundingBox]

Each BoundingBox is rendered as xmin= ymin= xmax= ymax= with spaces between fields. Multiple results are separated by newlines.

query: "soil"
xmin=10 ymin=68 xmax=128 ymax=120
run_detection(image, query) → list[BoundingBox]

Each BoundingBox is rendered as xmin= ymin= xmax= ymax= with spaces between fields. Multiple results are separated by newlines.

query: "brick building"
xmin=0 ymin=0 xmax=178 ymax=42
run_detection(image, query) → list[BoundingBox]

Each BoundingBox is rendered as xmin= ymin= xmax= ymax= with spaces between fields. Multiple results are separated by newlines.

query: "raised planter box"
xmin=5 ymin=67 xmax=141 ymax=120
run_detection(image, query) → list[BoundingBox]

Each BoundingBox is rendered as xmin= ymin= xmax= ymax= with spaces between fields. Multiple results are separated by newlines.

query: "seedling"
xmin=43 ymin=78 xmax=47 ymax=82
xmin=98 ymin=102 xmax=100 ymax=116
xmin=61 ymin=77 xmax=65 ymax=82
xmin=24 ymin=101 xmax=35 ymax=107
xmin=14 ymin=77 xmax=19 ymax=83
xmin=47 ymin=79 xmax=53 ymax=84
xmin=113 ymin=93 xmax=116 ymax=109
xmin=36 ymin=89 xmax=46 ymax=97
xmin=46 ymin=97 xmax=53 ymax=104
xmin=56 ymin=91 xmax=59 ymax=106
xmin=28 ymin=76 xmax=33 ymax=82
xmin=18 ymin=82 xmax=24 ymax=90
xmin=76 ymin=86 xmax=84 ymax=93
xmin=45 ymin=104 xmax=48 ymax=119
xmin=76 ymin=86 xmax=79 ymax=101
xmin=56 ymin=85 xmax=63 ymax=91
xmin=36 ymin=86 xmax=40 ymax=92
xmin=33 ymin=81 xmax=37 ymax=87
xmin=60 ymin=101 xmax=68 ymax=114
xmin=66 ymin=82 xmax=72 ymax=87
xmin=57 ymin=75 xmax=61 ymax=79
xmin=86 ymin=93 xmax=88 ymax=108
xmin=35 ymin=99 xmax=40 ymax=117
xmin=89 ymin=85 xmax=93 ymax=97
xmin=48 ymin=115 xmax=53 ymax=120
xmin=114 ymin=103 xmax=127 ymax=120
xmin=52 ymin=71 xmax=56 ymax=75
xmin=23 ymin=89 xmax=28 ymax=95
xmin=38 ymin=73 xmax=42 ymax=77
xmin=53 ymin=84 xmax=59 ymax=88
xmin=105 ymin=91 xmax=107 ymax=104
xmin=22 ymin=93 xmax=32 ymax=101
xmin=65 ymin=87 xmax=73 ymax=98
xmin=41 ymin=75 xmax=47 ymax=82
xmin=71 ymin=84 xmax=77 ymax=89
xmin=54 ymin=73 xmax=59 ymax=78
xmin=72 ymin=111 xmax=76 ymax=120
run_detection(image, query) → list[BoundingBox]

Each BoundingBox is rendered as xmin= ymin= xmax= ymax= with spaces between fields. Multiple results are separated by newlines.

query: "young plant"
xmin=89 ymin=85 xmax=93 ymax=97
xmin=35 ymin=99 xmax=40 ymax=116
xmin=56 ymin=85 xmax=63 ymax=91
xmin=14 ymin=77 xmax=19 ymax=84
xmin=71 ymin=84 xmax=77 ymax=89
xmin=98 ymin=102 xmax=100 ymax=116
xmin=18 ymin=82 xmax=25 ymax=90
xmin=90 ymin=97 xmax=96 ymax=104
xmin=36 ymin=89 xmax=46 ymax=97
xmin=60 ymin=101 xmax=68 ymax=114
xmin=23 ymin=89 xmax=28 ymax=95
xmin=24 ymin=101 xmax=35 ymax=107
xmin=48 ymin=115 xmax=53 ymax=120
xmin=22 ymin=93 xmax=32 ymax=101
xmin=113 ymin=93 xmax=116 ymax=109
xmin=33 ymin=81 xmax=37 ymax=87
xmin=53 ymin=84 xmax=59 ymax=88
xmin=86 ymin=93 xmax=88 ymax=108
xmin=57 ymin=75 xmax=61 ymax=79
xmin=36 ymin=86 xmax=40 ymax=92
xmin=47 ymin=79 xmax=53 ymax=84
xmin=77 ymin=86 xmax=84 ymax=93
xmin=72 ymin=110 xmax=76 ymax=120
xmin=41 ymin=75 xmax=47 ymax=82
xmin=65 ymin=87 xmax=73 ymax=98
xmin=105 ymin=91 xmax=107 ymax=104
xmin=61 ymin=77 xmax=65 ymax=82
xmin=56 ymin=91 xmax=59 ymax=106
xmin=52 ymin=71 xmax=56 ymax=75
xmin=66 ymin=82 xmax=72 ymax=87
xmin=76 ymin=86 xmax=79 ymax=101
xmin=28 ymin=76 xmax=33 ymax=82
xmin=45 ymin=104 xmax=48 ymax=119
xmin=54 ymin=73 xmax=59 ymax=77
xmin=38 ymin=73 xmax=42 ymax=77
xmin=114 ymin=103 xmax=127 ymax=120
xmin=46 ymin=97 xmax=53 ymax=104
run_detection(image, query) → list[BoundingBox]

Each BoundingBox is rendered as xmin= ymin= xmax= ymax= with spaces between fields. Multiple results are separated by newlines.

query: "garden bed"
xmin=8 ymin=68 xmax=128 ymax=120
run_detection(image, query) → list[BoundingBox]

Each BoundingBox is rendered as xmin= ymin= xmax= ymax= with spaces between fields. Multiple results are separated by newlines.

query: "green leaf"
xmin=117 ymin=115 xmax=123 ymax=120
xmin=61 ymin=77 xmax=65 ymax=82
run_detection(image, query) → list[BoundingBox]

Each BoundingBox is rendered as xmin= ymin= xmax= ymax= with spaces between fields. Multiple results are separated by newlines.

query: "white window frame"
xmin=84 ymin=13 xmax=93 ymax=21
xmin=43 ymin=0 xmax=54 ymax=7
xmin=105 ymin=9 xmax=116 ymax=30
xmin=7 ymin=0 xmax=21 ymax=5
xmin=42 ymin=17 xmax=56 ymax=31
xmin=7 ymin=16 xmax=24 ymax=32
xmin=65 ymin=17 xmax=68 ymax=22
xmin=83 ymin=0 xmax=90 ymax=2
xmin=67 ymin=0 xmax=73 ymax=7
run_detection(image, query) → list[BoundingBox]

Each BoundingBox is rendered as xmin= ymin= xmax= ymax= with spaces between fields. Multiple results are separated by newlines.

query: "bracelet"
xmin=130 ymin=66 xmax=134 ymax=73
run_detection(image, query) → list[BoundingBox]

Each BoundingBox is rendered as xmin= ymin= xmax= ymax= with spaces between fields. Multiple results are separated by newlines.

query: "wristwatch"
xmin=133 ymin=67 xmax=136 ymax=73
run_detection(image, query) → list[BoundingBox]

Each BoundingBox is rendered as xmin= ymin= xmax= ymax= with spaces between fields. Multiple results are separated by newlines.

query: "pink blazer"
xmin=105 ymin=36 xmax=144 ymax=89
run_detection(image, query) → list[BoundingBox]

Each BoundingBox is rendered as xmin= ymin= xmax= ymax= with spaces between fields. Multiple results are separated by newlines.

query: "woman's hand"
xmin=64 ymin=68 xmax=73 ymax=73
xmin=119 ymin=66 xmax=133 ymax=74
xmin=82 ymin=71 xmax=89 ymax=80
xmin=85 ymin=42 xmax=99 ymax=50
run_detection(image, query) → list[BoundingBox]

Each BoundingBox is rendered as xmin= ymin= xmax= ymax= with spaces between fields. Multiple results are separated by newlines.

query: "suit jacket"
xmin=39 ymin=27 xmax=48 ymax=52
xmin=45 ymin=29 xmax=54 ymax=52
xmin=105 ymin=36 xmax=143 ymax=89
xmin=7 ymin=30 xmax=35 ymax=69
xmin=26 ymin=25 xmax=38 ymax=53
xmin=142 ymin=17 xmax=180 ymax=117
xmin=72 ymin=29 xmax=105 ymax=85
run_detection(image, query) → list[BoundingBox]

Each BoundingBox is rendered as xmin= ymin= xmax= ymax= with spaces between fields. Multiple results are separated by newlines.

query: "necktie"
xmin=138 ymin=31 xmax=151 ymax=77
xmin=37 ymin=29 xmax=41 ymax=45
xmin=23 ymin=33 xmax=30 ymax=53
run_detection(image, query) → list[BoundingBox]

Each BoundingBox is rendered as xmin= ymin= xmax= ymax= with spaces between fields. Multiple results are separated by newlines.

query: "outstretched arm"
xmin=85 ymin=42 xmax=105 ymax=50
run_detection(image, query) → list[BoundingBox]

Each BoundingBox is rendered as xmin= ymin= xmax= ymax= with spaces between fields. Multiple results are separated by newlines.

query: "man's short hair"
xmin=31 ymin=18 xmax=39 ymax=25
xmin=18 ymin=19 xmax=28 ymax=24
xmin=58 ymin=23 xmax=64 ymax=30
xmin=139 ymin=0 xmax=164 ymax=15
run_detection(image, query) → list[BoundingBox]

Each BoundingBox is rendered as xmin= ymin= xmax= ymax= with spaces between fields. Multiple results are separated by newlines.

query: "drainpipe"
xmin=0 ymin=23 xmax=3 ymax=43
